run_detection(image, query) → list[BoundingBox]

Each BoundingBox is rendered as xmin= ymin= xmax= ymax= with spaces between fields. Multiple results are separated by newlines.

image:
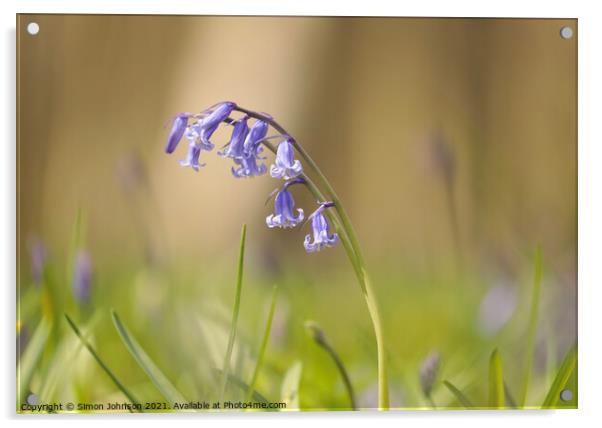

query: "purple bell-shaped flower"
xmin=304 ymin=205 xmax=339 ymax=252
xmin=270 ymin=138 xmax=303 ymax=180
xmin=266 ymin=189 xmax=304 ymax=228
xmin=219 ymin=115 xmax=249 ymax=159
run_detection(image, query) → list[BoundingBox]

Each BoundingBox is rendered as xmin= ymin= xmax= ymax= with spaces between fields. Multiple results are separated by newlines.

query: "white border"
xmin=3 ymin=1 xmax=601 ymax=427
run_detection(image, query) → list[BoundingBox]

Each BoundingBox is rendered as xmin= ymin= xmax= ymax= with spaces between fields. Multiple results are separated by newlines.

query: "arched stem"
xmin=229 ymin=107 xmax=390 ymax=409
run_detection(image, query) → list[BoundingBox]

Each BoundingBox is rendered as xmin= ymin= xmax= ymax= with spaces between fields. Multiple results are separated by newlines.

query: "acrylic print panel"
xmin=16 ymin=15 xmax=577 ymax=413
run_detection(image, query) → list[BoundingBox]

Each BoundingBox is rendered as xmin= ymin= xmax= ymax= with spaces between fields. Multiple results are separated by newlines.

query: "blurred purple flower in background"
xmin=116 ymin=152 xmax=148 ymax=193
xmin=270 ymin=138 xmax=303 ymax=180
xmin=72 ymin=250 xmax=93 ymax=304
xmin=29 ymin=239 xmax=46 ymax=285
xmin=304 ymin=204 xmax=339 ymax=253
xmin=477 ymin=280 xmax=517 ymax=337
xmin=266 ymin=189 xmax=304 ymax=228
xmin=419 ymin=351 xmax=441 ymax=399
xmin=428 ymin=131 xmax=455 ymax=186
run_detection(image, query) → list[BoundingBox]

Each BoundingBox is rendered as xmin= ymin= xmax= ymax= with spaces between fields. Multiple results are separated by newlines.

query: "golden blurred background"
xmin=18 ymin=15 xmax=576 ymax=275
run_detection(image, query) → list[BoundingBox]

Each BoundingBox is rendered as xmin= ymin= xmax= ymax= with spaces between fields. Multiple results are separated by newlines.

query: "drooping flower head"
xmin=164 ymin=113 xmax=190 ymax=154
xmin=184 ymin=122 xmax=215 ymax=151
xmin=184 ymin=102 xmax=236 ymax=150
xmin=163 ymin=103 xmax=342 ymax=252
xmin=243 ymin=119 xmax=269 ymax=157
xmin=270 ymin=138 xmax=303 ymax=180
xmin=219 ymin=115 xmax=249 ymax=159
xmin=197 ymin=102 xmax=236 ymax=147
xmin=232 ymin=154 xmax=267 ymax=178
xmin=227 ymin=118 xmax=270 ymax=178
xmin=266 ymin=189 xmax=304 ymax=229
xmin=304 ymin=203 xmax=339 ymax=253
xmin=72 ymin=250 xmax=92 ymax=304
xmin=178 ymin=104 xmax=235 ymax=171
xmin=179 ymin=141 xmax=204 ymax=171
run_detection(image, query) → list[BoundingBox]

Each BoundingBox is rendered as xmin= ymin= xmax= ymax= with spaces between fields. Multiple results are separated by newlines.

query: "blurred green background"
xmin=17 ymin=16 xmax=577 ymax=411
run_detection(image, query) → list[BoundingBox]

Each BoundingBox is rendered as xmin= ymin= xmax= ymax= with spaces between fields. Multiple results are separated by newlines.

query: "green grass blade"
xmin=443 ymin=380 xmax=473 ymax=408
xmin=281 ymin=361 xmax=303 ymax=410
xmin=17 ymin=317 xmax=51 ymax=405
xmin=64 ymin=314 xmax=142 ymax=411
xmin=504 ymin=382 xmax=517 ymax=408
xmin=489 ymin=348 xmax=505 ymax=408
xmin=111 ymin=310 xmax=186 ymax=406
xmin=521 ymin=245 xmax=543 ymax=407
xmin=542 ymin=345 xmax=577 ymax=408
xmin=245 ymin=285 xmax=278 ymax=403
xmin=219 ymin=224 xmax=246 ymax=402
xmin=213 ymin=369 xmax=269 ymax=403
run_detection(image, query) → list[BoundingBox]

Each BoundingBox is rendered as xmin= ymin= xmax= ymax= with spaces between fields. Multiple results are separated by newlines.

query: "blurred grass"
xmin=16 ymin=229 xmax=577 ymax=411
xmin=488 ymin=349 xmax=504 ymax=408
xmin=542 ymin=345 xmax=577 ymax=409
xmin=280 ymin=361 xmax=302 ymax=409
xmin=17 ymin=317 xmax=51 ymax=404
xmin=521 ymin=245 xmax=543 ymax=406
xmin=442 ymin=381 xmax=472 ymax=408
xmin=64 ymin=314 xmax=142 ymax=411
xmin=111 ymin=310 xmax=187 ymax=407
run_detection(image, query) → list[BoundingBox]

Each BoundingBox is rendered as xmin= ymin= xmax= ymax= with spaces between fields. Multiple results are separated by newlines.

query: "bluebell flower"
xmin=195 ymin=101 xmax=236 ymax=148
xmin=179 ymin=141 xmax=204 ymax=171
xmin=232 ymin=155 xmax=267 ymax=178
xmin=304 ymin=205 xmax=339 ymax=252
xmin=180 ymin=102 xmax=236 ymax=151
xmin=266 ymin=189 xmax=304 ymax=228
xmin=227 ymin=119 xmax=270 ymax=177
xmin=243 ymin=119 xmax=269 ymax=157
xmin=219 ymin=115 xmax=249 ymax=159
xmin=270 ymin=138 xmax=303 ymax=180
xmin=184 ymin=121 xmax=216 ymax=152
xmin=72 ymin=250 xmax=92 ymax=304
xmin=164 ymin=113 xmax=190 ymax=154
xmin=202 ymin=101 xmax=237 ymax=125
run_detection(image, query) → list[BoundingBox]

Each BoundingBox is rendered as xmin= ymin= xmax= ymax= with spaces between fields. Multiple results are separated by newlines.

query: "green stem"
xmin=260 ymin=141 xmax=362 ymax=277
xmin=232 ymin=108 xmax=390 ymax=409
xmin=292 ymin=142 xmax=389 ymax=410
